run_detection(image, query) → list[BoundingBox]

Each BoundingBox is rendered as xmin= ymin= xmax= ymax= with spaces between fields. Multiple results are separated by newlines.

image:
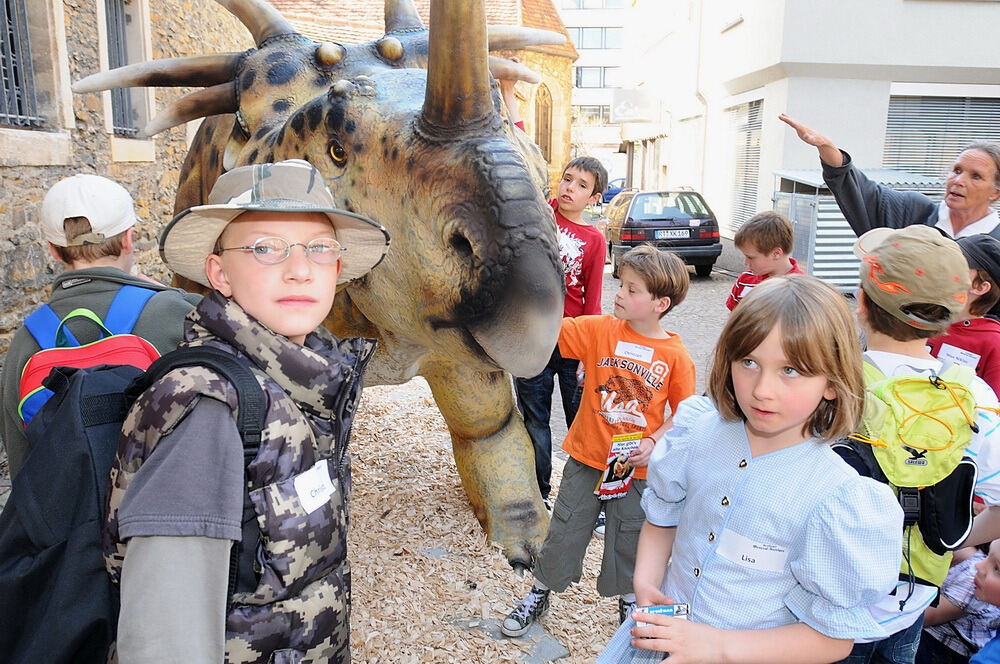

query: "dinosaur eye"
xmin=328 ymin=139 xmax=348 ymax=166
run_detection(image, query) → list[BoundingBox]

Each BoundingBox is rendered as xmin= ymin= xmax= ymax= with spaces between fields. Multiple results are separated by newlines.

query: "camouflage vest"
xmin=104 ymin=291 xmax=375 ymax=663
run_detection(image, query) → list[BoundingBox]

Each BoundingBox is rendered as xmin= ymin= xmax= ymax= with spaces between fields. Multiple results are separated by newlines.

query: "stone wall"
xmin=0 ymin=0 xmax=252 ymax=358
xmin=503 ymin=49 xmax=574 ymax=194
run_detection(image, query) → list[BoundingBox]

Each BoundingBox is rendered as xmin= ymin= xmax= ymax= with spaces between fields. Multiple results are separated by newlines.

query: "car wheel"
xmin=695 ymin=263 xmax=713 ymax=278
xmin=611 ymin=251 xmax=620 ymax=279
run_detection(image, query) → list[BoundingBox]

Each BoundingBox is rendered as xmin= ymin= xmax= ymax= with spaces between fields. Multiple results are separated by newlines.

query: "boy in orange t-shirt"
xmin=501 ymin=245 xmax=696 ymax=637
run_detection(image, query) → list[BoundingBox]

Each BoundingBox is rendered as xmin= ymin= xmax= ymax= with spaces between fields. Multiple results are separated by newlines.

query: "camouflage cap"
xmin=160 ymin=160 xmax=390 ymax=287
xmin=854 ymin=225 xmax=971 ymax=332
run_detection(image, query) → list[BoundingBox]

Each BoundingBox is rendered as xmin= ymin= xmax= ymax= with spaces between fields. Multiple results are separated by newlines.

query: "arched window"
xmin=534 ymin=84 xmax=552 ymax=164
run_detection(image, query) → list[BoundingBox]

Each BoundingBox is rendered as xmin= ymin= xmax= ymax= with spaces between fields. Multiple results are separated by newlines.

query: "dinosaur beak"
xmin=420 ymin=0 xmax=495 ymax=132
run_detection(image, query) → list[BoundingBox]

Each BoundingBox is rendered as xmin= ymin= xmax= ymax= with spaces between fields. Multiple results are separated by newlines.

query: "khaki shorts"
xmin=533 ymin=457 xmax=646 ymax=597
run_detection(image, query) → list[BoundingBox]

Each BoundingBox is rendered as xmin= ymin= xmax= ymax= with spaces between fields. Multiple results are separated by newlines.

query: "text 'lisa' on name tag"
xmin=293 ymin=460 xmax=337 ymax=514
xmin=716 ymin=528 xmax=788 ymax=573
xmin=614 ymin=341 xmax=654 ymax=364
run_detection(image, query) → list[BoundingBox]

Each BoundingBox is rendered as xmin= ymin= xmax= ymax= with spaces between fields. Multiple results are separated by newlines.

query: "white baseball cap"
xmin=40 ymin=174 xmax=138 ymax=247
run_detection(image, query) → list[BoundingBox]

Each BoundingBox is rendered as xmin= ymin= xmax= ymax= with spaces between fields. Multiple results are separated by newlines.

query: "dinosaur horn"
xmin=489 ymin=56 xmax=541 ymax=85
xmin=139 ymin=83 xmax=237 ymax=137
xmin=72 ymin=54 xmax=242 ymax=93
xmin=422 ymin=0 xmax=492 ymax=130
xmin=215 ymin=0 xmax=295 ymax=45
xmin=384 ymin=0 xmax=424 ymax=33
xmin=487 ymin=26 xmax=567 ymax=51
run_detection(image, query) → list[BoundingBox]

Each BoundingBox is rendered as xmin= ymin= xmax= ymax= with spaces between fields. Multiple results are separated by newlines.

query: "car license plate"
xmin=655 ymin=229 xmax=688 ymax=239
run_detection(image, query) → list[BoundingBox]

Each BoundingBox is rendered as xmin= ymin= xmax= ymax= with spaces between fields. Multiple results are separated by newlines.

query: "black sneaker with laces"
xmin=501 ymin=585 xmax=551 ymax=637
xmin=594 ymin=512 xmax=606 ymax=538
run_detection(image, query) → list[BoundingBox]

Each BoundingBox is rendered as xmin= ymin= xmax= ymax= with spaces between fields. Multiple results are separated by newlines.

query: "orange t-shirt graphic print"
xmin=558 ymin=315 xmax=696 ymax=481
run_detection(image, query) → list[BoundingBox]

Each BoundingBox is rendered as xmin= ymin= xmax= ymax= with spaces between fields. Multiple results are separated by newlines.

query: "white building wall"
xmin=651 ymin=0 xmax=1000 ymax=237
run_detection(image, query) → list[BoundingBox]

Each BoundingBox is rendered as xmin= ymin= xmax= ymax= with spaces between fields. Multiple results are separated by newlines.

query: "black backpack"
xmin=0 ymin=346 xmax=266 ymax=664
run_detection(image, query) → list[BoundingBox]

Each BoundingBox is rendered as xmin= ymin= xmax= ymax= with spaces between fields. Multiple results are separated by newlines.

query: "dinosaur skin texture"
xmin=75 ymin=0 xmax=568 ymax=569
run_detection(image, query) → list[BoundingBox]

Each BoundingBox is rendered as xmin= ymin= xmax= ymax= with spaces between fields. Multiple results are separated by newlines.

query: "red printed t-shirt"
xmin=928 ymin=317 xmax=1000 ymax=398
xmin=725 ymin=258 xmax=804 ymax=311
xmin=558 ymin=315 xmax=696 ymax=480
xmin=550 ymin=199 xmax=604 ymax=317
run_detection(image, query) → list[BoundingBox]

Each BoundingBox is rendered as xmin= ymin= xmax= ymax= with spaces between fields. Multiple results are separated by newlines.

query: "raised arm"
xmin=779 ymin=113 xmax=936 ymax=236
xmin=499 ymin=75 xmax=523 ymax=129
xmin=779 ymin=114 xmax=844 ymax=167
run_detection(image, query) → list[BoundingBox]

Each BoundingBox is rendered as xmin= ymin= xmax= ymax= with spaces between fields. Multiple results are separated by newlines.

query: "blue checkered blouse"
xmin=599 ymin=396 xmax=904 ymax=663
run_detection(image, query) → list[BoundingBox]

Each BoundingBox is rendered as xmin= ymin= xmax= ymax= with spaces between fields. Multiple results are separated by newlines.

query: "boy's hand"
xmin=630 ymin=436 xmax=656 ymax=467
xmin=631 ymin=613 xmax=726 ymax=662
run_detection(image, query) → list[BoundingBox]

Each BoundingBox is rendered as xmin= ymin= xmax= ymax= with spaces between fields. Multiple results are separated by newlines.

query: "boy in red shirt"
xmin=501 ymin=245 xmax=695 ymax=637
xmin=726 ymin=211 xmax=804 ymax=311
xmin=928 ymin=234 xmax=1000 ymax=396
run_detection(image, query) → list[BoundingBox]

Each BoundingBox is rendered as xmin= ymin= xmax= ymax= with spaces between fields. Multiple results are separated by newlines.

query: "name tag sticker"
xmin=716 ymin=528 xmax=788 ymax=573
xmin=293 ymin=460 xmax=337 ymax=514
xmin=936 ymin=343 xmax=980 ymax=369
xmin=614 ymin=341 xmax=654 ymax=364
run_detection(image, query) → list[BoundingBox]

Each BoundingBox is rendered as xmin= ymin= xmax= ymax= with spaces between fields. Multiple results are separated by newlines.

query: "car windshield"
xmin=630 ymin=192 xmax=709 ymax=220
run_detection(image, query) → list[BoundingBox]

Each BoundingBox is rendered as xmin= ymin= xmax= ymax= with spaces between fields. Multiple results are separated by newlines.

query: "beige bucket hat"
xmin=160 ymin=160 xmax=390 ymax=287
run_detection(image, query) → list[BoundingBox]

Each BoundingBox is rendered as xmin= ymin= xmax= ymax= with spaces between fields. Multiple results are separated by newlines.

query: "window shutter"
xmin=725 ymin=99 xmax=762 ymax=236
xmin=883 ymin=96 xmax=1000 ymax=178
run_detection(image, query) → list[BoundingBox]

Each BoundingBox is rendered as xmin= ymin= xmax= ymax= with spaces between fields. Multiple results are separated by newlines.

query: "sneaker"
xmin=618 ymin=597 xmax=637 ymax=624
xmin=594 ymin=512 xmax=606 ymax=538
xmin=501 ymin=586 xmax=551 ymax=637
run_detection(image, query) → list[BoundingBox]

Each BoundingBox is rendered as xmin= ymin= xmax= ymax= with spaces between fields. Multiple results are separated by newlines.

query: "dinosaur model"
xmin=74 ymin=0 xmax=569 ymax=568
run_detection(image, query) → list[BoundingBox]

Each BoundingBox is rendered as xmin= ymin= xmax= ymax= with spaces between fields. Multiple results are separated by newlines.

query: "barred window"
xmin=1 ymin=0 xmax=43 ymax=128
xmin=105 ymin=0 xmax=138 ymax=136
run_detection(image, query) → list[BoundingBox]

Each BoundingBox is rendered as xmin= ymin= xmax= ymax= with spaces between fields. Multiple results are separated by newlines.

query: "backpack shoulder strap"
xmin=861 ymin=354 xmax=886 ymax=384
xmin=937 ymin=361 xmax=977 ymax=388
xmin=130 ymin=346 xmax=266 ymax=454
xmin=103 ymin=285 xmax=158 ymax=336
xmin=24 ymin=304 xmax=79 ymax=349
xmin=128 ymin=346 xmax=268 ymax=607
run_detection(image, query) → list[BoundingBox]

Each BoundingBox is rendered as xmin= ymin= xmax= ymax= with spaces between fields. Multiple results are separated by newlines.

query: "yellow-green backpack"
xmin=833 ymin=359 xmax=981 ymax=592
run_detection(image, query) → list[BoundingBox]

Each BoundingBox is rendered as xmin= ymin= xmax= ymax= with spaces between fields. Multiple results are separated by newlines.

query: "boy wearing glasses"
xmin=0 ymin=174 xmax=200 ymax=479
xmin=104 ymin=160 xmax=389 ymax=663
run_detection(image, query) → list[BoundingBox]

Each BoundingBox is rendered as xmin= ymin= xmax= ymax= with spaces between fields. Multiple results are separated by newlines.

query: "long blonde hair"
xmin=708 ymin=276 xmax=864 ymax=441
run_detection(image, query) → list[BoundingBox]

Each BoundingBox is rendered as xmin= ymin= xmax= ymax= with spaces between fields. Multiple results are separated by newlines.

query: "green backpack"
xmin=834 ymin=359 xmax=982 ymax=592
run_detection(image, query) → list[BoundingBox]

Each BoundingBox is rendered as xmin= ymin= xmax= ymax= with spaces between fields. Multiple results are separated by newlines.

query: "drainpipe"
xmin=694 ymin=0 xmax=709 ymax=193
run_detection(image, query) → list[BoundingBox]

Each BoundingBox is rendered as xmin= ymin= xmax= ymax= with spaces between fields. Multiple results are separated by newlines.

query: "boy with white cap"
xmin=0 ymin=174 xmax=199 ymax=478
xmin=104 ymin=160 xmax=389 ymax=663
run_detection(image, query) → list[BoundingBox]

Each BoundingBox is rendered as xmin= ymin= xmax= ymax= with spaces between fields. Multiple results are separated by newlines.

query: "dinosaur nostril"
xmin=450 ymin=232 xmax=473 ymax=258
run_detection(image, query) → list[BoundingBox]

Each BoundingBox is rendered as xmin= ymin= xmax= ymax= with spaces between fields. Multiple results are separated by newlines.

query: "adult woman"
xmin=780 ymin=114 xmax=1000 ymax=240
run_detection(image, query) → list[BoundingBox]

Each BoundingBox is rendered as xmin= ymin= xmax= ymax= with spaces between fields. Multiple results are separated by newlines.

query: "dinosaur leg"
xmin=422 ymin=362 xmax=548 ymax=570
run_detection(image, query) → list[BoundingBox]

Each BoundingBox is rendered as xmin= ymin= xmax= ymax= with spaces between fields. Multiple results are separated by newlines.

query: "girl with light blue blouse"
xmin=599 ymin=276 xmax=905 ymax=663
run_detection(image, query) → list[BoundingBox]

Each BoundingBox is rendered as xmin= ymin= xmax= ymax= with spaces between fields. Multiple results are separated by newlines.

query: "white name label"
xmin=716 ymin=528 xmax=788 ymax=573
xmin=936 ymin=343 xmax=980 ymax=369
xmin=615 ymin=341 xmax=654 ymax=364
xmin=293 ymin=460 xmax=337 ymax=515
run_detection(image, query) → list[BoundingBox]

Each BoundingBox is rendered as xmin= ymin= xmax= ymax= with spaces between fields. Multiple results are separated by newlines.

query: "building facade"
xmin=637 ymin=0 xmax=1000 ymax=238
xmin=555 ymin=0 xmax=630 ymax=182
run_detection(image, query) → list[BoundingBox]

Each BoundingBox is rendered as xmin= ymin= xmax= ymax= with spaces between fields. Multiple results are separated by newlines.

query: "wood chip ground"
xmin=349 ymin=379 xmax=619 ymax=663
